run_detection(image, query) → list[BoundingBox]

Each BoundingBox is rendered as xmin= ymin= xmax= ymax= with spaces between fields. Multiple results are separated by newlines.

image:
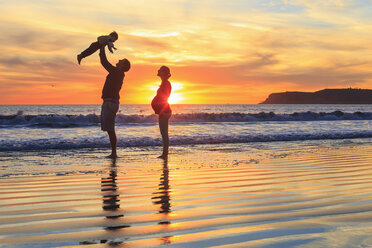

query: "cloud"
xmin=283 ymin=0 xmax=353 ymax=8
xmin=0 ymin=57 xmax=28 ymax=67
xmin=0 ymin=22 xmax=80 ymax=53
xmin=227 ymin=64 xmax=372 ymax=90
xmin=0 ymin=55 xmax=77 ymax=74
xmin=122 ymin=34 xmax=173 ymax=50
xmin=0 ymin=0 xmax=371 ymax=104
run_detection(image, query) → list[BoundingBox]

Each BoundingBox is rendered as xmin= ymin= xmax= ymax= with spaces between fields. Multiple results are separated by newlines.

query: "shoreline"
xmin=1 ymin=138 xmax=371 ymax=178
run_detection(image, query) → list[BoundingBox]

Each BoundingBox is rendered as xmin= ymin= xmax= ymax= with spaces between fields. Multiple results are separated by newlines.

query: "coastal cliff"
xmin=261 ymin=88 xmax=372 ymax=104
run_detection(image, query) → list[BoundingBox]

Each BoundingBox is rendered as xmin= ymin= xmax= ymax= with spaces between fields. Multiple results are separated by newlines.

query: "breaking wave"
xmin=1 ymin=111 xmax=372 ymax=128
xmin=1 ymin=131 xmax=372 ymax=151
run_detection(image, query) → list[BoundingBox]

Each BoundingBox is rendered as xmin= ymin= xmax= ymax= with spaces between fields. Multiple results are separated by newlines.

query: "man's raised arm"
xmin=99 ymin=46 xmax=115 ymax=72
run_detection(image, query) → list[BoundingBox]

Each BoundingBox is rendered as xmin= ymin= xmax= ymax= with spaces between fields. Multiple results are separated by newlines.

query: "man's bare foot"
xmin=106 ymin=154 xmax=118 ymax=159
xmin=157 ymin=154 xmax=168 ymax=159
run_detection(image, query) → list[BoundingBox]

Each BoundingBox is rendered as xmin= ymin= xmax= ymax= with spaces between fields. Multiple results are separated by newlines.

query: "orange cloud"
xmin=0 ymin=0 xmax=371 ymax=104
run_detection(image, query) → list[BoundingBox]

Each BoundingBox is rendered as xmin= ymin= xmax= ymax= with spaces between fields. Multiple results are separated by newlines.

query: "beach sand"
xmin=1 ymin=140 xmax=372 ymax=247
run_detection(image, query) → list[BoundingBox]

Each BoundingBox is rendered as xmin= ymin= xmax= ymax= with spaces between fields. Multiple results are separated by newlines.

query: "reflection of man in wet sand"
xmin=101 ymin=159 xmax=129 ymax=230
xmin=101 ymin=159 xmax=121 ymax=217
xmin=99 ymin=46 xmax=130 ymax=158
xmin=81 ymin=159 xmax=129 ymax=245
xmin=152 ymin=158 xmax=173 ymax=244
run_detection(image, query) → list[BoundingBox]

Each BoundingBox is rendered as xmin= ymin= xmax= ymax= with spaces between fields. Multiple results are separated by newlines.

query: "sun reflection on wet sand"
xmin=0 ymin=143 xmax=372 ymax=247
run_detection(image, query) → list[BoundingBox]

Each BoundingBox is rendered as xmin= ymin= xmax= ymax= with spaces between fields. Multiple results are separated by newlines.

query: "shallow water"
xmin=1 ymin=140 xmax=372 ymax=247
xmin=1 ymin=104 xmax=372 ymax=247
xmin=1 ymin=104 xmax=372 ymax=151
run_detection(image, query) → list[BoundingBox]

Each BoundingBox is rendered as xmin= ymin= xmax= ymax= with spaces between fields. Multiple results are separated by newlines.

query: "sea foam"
xmin=1 ymin=130 xmax=372 ymax=151
xmin=0 ymin=111 xmax=371 ymax=128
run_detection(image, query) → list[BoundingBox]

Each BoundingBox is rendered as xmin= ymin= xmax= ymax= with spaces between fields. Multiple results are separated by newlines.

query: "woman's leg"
xmin=158 ymin=113 xmax=171 ymax=158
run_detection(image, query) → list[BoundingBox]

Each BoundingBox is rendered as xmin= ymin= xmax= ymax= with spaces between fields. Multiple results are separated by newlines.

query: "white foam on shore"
xmin=1 ymin=129 xmax=372 ymax=151
xmin=1 ymin=111 xmax=372 ymax=128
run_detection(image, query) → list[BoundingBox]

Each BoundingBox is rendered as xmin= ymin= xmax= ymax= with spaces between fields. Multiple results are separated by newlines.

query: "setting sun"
xmin=168 ymin=92 xmax=183 ymax=104
xmin=168 ymin=82 xmax=185 ymax=104
xmin=146 ymin=81 xmax=186 ymax=104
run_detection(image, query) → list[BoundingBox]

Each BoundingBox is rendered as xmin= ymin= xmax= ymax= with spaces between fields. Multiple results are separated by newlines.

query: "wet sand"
xmin=1 ymin=142 xmax=372 ymax=247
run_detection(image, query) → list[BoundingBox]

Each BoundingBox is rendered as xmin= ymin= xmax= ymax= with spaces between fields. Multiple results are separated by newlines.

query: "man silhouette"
xmin=99 ymin=46 xmax=130 ymax=158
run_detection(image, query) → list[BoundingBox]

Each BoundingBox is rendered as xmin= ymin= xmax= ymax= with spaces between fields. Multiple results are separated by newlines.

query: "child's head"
xmin=109 ymin=31 xmax=118 ymax=42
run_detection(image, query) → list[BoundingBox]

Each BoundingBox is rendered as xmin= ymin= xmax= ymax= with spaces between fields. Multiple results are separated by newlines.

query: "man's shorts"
xmin=101 ymin=101 xmax=119 ymax=131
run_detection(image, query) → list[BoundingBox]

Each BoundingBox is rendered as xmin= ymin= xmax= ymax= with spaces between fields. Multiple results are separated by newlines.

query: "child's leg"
xmin=79 ymin=41 xmax=101 ymax=59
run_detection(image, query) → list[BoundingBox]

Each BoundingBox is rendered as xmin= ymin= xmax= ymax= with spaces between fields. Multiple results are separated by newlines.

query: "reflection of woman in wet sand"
xmin=151 ymin=66 xmax=172 ymax=159
xmin=152 ymin=158 xmax=171 ymax=218
xmin=152 ymin=158 xmax=172 ymax=244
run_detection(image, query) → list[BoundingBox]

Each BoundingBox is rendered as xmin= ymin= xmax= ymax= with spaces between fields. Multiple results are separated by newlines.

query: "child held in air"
xmin=77 ymin=31 xmax=118 ymax=64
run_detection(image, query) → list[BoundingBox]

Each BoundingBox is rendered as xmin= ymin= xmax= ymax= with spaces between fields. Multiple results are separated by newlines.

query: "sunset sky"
xmin=0 ymin=0 xmax=371 ymax=104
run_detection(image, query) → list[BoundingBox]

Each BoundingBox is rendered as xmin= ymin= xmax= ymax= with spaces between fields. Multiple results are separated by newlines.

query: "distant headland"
xmin=261 ymin=88 xmax=372 ymax=104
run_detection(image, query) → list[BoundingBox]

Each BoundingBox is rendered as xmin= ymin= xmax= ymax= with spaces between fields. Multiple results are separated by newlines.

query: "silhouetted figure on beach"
xmin=77 ymin=31 xmax=118 ymax=65
xmin=151 ymin=66 xmax=172 ymax=159
xmin=98 ymin=45 xmax=130 ymax=158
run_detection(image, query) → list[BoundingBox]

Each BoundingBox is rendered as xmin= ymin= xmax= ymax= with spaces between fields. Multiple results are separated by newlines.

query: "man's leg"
xmin=101 ymin=101 xmax=119 ymax=158
xmin=107 ymin=130 xmax=117 ymax=158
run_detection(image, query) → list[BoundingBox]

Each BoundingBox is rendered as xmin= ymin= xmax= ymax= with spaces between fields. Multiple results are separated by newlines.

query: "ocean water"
xmin=0 ymin=104 xmax=371 ymax=152
xmin=1 ymin=104 xmax=372 ymax=247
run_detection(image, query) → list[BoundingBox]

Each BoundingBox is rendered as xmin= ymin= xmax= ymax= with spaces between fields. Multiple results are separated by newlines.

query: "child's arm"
xmin=107 ymin=42 xmax=116 ymax=53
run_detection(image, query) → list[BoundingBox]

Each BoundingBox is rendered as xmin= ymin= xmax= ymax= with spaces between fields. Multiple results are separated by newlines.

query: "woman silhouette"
xmin=151 ymin=66 xmax=172 ymax=159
